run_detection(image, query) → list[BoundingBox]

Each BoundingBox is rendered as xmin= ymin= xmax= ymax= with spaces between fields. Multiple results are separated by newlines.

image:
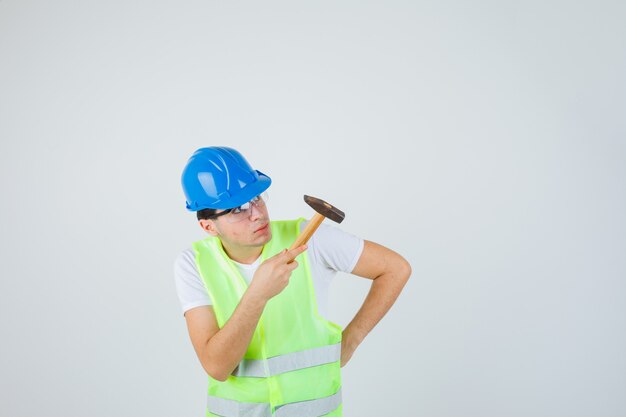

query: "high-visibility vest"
xmin=192 ymin=218 xmax=343 ymax=417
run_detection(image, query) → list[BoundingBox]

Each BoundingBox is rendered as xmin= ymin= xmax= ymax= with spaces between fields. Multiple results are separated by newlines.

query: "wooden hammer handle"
xmin=289 ymin=212 xmax=325 ymax=251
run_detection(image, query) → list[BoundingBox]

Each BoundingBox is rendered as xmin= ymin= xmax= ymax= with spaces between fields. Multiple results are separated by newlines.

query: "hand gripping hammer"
xmin=288 ymin=195 xmax=345 ymax=252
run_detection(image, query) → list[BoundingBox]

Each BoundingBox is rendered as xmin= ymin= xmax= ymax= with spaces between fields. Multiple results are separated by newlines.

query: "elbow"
xmin=198 ymin=341 xmax=237 ymax=382
xmin=380 ymin=256 xmax=412 ymax=283
xmin=212 ymin=373 xmax=229 ymax=383
xmin=388 ymin=249 xmax=411 ymax=281
xmin=201 ymin=358 xmax=230 ymax=382
xmin=400 ymin=258 xmax=412 ymax=281
xmin=205 ymin=365 xmax=229 ymax=382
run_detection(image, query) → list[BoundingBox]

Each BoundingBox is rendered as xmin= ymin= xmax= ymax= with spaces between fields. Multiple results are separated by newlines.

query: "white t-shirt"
xmin=174 ymin=221 xmax=364 ymax=321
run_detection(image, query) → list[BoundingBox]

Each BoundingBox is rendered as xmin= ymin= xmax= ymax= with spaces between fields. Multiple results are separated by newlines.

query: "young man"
xmin=175 ymin=147 xmax=411 ymax=417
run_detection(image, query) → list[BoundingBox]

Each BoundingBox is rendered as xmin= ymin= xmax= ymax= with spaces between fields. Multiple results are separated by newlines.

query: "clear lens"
xmin=225 ymin=192 xmax=268 ymax=223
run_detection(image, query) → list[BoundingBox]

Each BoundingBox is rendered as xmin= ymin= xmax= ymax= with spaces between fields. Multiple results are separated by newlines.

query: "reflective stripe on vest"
xmin=206 ymin=395 xmax=270 ymax=417
xmin=207 ymin=388 xmax=342 ymax=417
xmin=232 ymin=343 xmax=341 ymax=378
xmin=276 ymin=389 xmax=342 ymax=417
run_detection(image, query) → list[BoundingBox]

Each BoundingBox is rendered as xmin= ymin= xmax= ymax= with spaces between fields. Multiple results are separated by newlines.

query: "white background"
xmin=1 ymin=1 xmax=625 ymax=416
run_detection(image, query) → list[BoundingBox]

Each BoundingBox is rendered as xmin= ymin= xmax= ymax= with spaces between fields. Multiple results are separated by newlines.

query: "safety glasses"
xmin=209 ymin=192 xmax=269 ymax=224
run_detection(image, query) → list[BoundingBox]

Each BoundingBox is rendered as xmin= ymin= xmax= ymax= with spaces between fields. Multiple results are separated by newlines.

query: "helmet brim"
xmin=186 ymin=170 xmax=271 ymax=211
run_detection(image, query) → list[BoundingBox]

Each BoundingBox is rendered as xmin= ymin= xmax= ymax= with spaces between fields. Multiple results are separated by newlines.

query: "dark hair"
xmin=197 ymin=208 xmax=218 ymax=221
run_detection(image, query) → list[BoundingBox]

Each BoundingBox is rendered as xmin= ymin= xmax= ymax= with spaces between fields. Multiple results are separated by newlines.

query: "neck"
xmin=220 ymin=241 xmax=263 ymax=264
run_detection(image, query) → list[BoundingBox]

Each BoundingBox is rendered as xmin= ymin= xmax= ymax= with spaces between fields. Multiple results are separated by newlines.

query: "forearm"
xmin=205 ymin=290 xmax=267 ymax=381
xmin=343 ymin=267 xmax=410 ymax=348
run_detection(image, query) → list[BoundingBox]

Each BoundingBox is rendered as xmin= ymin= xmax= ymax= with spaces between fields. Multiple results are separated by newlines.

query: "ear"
xmin=199 ymin=219 xmax=219 ymax=237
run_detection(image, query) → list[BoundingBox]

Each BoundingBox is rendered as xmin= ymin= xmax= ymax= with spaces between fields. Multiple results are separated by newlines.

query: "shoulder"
xmin=174 ymin=247 xmax=198 ymax=278
xmin=302 ymin=221 xmax=365 ymax=273
xmin=173 ymin=247 xmax=212 ymax=314
xmin=174 ymin=247 xmax=196 ymax=266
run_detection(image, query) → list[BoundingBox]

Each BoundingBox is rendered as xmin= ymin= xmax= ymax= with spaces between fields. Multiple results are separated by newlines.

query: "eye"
xmin=232 ymin=202 xmax=251 ymax=214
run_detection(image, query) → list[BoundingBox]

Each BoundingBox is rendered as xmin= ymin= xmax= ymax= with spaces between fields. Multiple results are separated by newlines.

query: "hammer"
xmin=289 ymin=195 xmax=345 ymax=252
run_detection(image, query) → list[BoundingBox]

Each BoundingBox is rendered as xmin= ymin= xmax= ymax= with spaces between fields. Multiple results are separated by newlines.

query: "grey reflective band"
xmin=207 ymin=395 xmax=270 ymax=417
xmin=232 ymin=343 xmax=341 ymax=378
xmin=275 ymin=388 xmax=342 ymax=417
xmin=207 ymin=388 xmax=342 ymax=417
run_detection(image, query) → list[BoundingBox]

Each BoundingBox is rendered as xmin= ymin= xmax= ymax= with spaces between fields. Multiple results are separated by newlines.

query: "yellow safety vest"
xmin=192 ymin=218 xmax=343 ymax=417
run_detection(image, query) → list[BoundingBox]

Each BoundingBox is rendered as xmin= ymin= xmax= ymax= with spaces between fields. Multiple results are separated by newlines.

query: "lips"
xmin=254 ymin=224 xmax=269 ymax=233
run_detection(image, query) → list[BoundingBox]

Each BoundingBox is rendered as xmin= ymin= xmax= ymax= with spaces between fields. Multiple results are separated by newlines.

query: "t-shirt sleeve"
xmin=173 ymin=248 xmax=212 ymax=316
xmin=306 ymin=222 xmax=365 ymax=274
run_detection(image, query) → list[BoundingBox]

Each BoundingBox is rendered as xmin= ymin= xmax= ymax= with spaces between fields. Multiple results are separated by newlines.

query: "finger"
xmin=286 ymin=244 xmax=308 ymax=259
xmin=279 ymin=245 xmax=307 ymax=265
xmin=278 ymin=245 xmax=306 ymax=262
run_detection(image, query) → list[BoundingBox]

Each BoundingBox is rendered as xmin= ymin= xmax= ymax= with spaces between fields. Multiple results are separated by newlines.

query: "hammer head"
xmin=304 ymin=195 xmax=345 ymax=224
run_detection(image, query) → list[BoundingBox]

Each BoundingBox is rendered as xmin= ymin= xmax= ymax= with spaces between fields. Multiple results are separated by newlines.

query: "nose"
xmin=249 ymin=202 xmax=263 ymax=221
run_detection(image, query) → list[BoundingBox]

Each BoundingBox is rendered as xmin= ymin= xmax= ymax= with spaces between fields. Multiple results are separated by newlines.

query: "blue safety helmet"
xmin=181 ymin=147 xmax=271 ymax=211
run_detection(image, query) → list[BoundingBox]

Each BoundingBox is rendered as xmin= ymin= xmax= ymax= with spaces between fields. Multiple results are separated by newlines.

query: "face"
xmin=199 ymin=201 xmax=272 ymax=250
